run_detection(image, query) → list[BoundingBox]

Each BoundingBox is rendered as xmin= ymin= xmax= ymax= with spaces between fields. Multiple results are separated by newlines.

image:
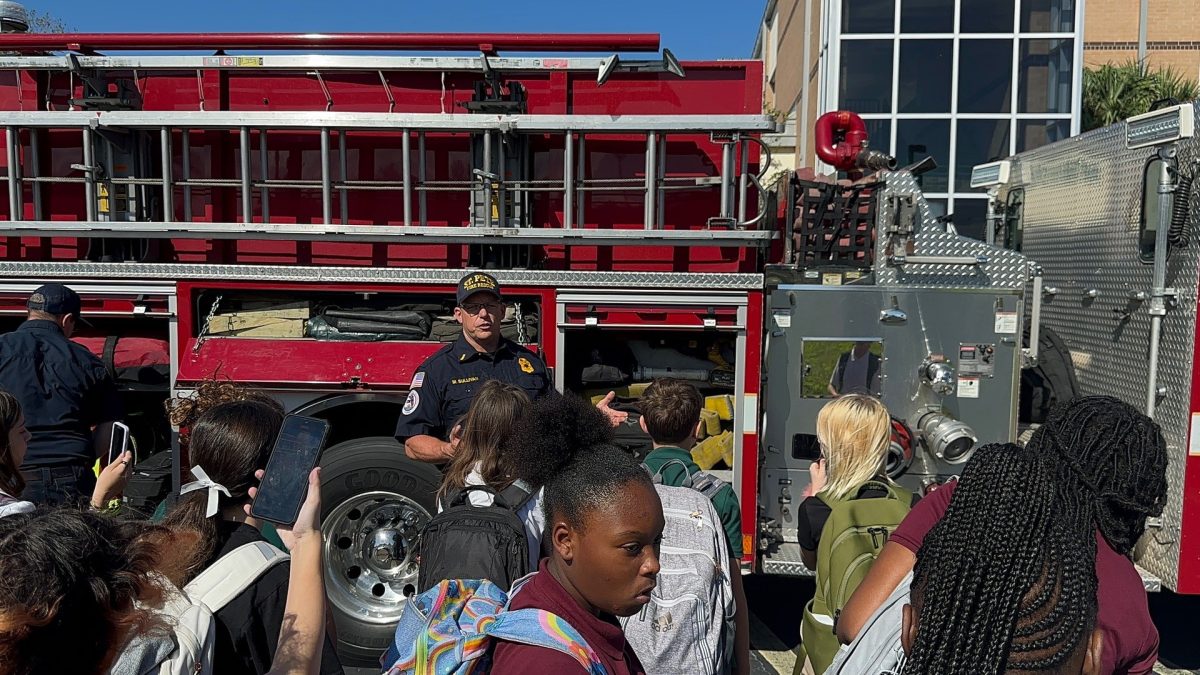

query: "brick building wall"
xmin=1084 ymin=0 xmax=1200 ymax=76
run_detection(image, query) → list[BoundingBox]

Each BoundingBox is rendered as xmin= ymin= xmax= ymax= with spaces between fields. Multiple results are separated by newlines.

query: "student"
xmin=0 ymin=389 xmax=129 ymax=518
xmin=489 ymin=446 xmax=664 ymax=675
xmin=901 ymin=443 xmax=1103 ymax=673
xmin=434 ymin=380 xmax=538 ymax=556
xmin=500 ymin=390 xmax=619 ymax=563
xmin=0 ymin=508 xmax=196 ymax=674
xmin=160 ymin=400 xmax=342 ymax=675
xmin=794 ymin=394 xmax=914 ymax=674
xmin=841 ymin=396 xmax=1164 ymax=674
xmin=637 ymin=378 xmax=750 ymax=674
xmin=795 ymin=394 xmax=916 ymax=569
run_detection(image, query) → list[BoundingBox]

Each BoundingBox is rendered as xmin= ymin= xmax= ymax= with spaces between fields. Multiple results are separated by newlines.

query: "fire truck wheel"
xmin=318 ymin=435 xmax=440 ymax=666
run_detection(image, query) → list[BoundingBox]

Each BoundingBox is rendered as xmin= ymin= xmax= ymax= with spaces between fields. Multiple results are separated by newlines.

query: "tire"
xmin=319 ymin=436 xmax=441 ymax=667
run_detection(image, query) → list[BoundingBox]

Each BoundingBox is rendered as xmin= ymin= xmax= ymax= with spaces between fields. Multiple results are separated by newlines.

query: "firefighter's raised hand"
xmin=596 ymin=391 xmax=628 ymax=427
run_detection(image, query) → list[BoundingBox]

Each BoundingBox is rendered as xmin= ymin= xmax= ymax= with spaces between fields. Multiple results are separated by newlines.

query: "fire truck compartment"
xmin=178 ymin=286 xmax=542 ymax=387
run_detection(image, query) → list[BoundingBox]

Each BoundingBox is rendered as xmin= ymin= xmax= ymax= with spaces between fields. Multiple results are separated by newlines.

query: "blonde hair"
xmin=816 ymin=394 xmax=892 ymax=500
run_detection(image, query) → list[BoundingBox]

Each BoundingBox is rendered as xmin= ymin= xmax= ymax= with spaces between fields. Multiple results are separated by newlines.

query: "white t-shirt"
xmin=437 ymin=463 xmax=546 ymax=568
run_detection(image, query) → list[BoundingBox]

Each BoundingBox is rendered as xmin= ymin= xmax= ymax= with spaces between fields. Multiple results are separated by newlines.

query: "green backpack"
xmin=797 ymin=480 xmax=913 ymax=675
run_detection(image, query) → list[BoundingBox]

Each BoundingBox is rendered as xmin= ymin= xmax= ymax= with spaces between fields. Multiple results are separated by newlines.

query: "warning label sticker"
xmin=994 ymin=311 xmax=1018 ymax=334
xmin=958 ymin=376 xmax=980 ymax=399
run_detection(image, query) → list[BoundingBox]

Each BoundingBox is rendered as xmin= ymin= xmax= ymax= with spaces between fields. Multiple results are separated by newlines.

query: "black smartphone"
xmin=249 ymin=415 xmax=330 ymax=525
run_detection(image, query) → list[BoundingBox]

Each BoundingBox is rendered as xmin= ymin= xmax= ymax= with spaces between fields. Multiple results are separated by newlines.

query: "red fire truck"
xmin=0 ymin=11 xmax=1035 ymax=662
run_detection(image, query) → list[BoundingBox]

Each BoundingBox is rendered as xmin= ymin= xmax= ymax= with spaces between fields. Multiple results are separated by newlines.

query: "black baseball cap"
xmin=27 ymin=283 xmax=82 ymax=317
xmin=456 ymin=272 xmax=503 ymax=305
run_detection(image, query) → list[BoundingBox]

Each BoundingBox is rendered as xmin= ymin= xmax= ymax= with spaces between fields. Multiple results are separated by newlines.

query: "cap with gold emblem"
xmin=456 ymin=272 xmax=503 ymax=306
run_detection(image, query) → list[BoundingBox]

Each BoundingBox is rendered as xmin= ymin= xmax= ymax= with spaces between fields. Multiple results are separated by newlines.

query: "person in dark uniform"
xmin=396 ymin=272 xmax=552 ymax=462
xmin=0 ymin=283 xmax=122 ymax=505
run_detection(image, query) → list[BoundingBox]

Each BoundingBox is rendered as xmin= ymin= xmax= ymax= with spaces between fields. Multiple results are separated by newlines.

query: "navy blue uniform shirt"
xmin=395 ymin=336 xmax=551 ymax=442
xmin=0 ymin=320 xmax=121 ymax=469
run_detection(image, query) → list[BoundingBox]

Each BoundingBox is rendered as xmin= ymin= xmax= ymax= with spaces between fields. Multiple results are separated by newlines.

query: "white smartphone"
xmin=108 ymin=421 xmax=131 ymax=465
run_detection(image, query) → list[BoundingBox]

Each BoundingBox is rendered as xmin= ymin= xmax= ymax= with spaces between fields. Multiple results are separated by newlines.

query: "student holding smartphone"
xmin=161 ymin=399 xmax=343 ymax=675
xmin=0 ymin=389 xmax=130 ymax=517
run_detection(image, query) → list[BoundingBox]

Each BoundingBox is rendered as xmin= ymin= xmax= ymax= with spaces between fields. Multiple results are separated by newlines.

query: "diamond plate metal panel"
xmin=874 ymin=171 xmax=1035 ymax=290
xmin=1005 ymin=108 xmax=1200 ymax=590
xmin=761 ymin=542 xmax=816 ymax=577
xmin=0 ymin=262 xmax=764 ymax=290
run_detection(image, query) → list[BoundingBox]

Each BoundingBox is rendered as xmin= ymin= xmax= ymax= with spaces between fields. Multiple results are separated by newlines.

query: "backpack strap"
xmin=102 ymin=335 xmax=119 ymax=381
xmin=498 ymin=479 xmax=536 ymax=512
xmin=643 ymin=458 xmax=730 ymax=501
xmin=643 ymin=458 xmax=694 ymax=485
xmin=488 ymin=608 xmax=609 ymax=674
xmin=447 ymin=484 xmax=500 ymax=508
xmin=688 ymin=470 xmax=730 ymax=501
xmin=446 ymin=483 xmax=533 ymax=512
xmin=833 ymin=351 xmax=850 ymax=393
xmin=184 ymin=541 xmax=289 ymax=613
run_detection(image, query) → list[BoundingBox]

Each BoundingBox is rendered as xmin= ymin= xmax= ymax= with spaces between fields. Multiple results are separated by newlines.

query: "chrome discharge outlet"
xmin=917 ymin=410 xmax=977 ymax=464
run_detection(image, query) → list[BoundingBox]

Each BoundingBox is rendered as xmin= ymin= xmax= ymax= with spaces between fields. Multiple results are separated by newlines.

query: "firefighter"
xmin=0 ymin=283 xmax=123 ymax=506
xmin=396 ymin=272 xmax=552 ymax=462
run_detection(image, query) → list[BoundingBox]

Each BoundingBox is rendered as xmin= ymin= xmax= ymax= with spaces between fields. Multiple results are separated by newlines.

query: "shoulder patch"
xmin=411 ymin=371 xmax=425 ymax=389
xmin=518 ymin=357 xmax=534 ymax=374
xmin=402 ymin=390 xmax=420 ymax=416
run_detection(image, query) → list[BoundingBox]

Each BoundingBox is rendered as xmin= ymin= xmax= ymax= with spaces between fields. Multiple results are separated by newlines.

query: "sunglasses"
xmin=459 ymin=301 xmax=506 ymax=316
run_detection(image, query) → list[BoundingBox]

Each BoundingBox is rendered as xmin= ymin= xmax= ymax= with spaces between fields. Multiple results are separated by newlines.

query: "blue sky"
xmin=31 ymin=1 xmax=763 ymax=60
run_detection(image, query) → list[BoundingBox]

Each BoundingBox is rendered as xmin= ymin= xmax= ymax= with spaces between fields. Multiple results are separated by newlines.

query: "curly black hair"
xmin=1026 ymin=395 xmax=1168 ymax=555
xmin=903 ymin=443 xmax=1098 ymax=674
xmin=542 ymin=443 xmax=655 ymax=531
xmin=500 ymin=391 xmax=614 ymax=488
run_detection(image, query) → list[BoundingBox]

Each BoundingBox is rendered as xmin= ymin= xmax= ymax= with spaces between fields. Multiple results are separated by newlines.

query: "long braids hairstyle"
xmin=1027 ymin=395 xmax=1168 ymax=556
xmin=903 ymin=443 xmax=1098 ymax=674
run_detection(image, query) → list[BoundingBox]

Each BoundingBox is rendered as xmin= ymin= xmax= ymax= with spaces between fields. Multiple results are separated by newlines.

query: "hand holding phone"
xmin=108 ymin=422 xmax=130 ymax=466
xmin=249 ymin=415 xmax=330 ymax=526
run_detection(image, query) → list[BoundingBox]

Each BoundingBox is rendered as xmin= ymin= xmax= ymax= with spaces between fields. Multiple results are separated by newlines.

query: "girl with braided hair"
xmin=901 ymin=443 xmax=1103 ymax=674
xmin=842 ymin=396 xmax=1166 ymax=673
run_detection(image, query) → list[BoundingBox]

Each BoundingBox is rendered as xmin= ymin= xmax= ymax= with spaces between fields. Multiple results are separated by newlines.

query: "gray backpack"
xmin=621 ymin=462 xmax=736 ymax=674
xmin=824 ymin=572 xmax=911 ymax=675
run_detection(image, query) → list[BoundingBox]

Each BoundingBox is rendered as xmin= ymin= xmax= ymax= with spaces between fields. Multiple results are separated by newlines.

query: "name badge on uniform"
xmin=519 ymin=357 xmax=534 ymax=374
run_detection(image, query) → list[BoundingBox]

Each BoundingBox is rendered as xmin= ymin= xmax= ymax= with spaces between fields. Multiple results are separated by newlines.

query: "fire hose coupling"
xmin=920 ymin=356 xmax=955 ymax=396
xmin=917 ymin=408 xmax=978 ymax=465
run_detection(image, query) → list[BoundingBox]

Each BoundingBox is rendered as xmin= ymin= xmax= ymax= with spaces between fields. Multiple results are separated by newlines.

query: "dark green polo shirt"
xmin=643 ymin=446 xmax=744 ymax=558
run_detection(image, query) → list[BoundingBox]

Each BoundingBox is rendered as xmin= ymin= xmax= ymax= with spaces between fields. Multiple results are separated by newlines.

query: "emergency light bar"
xmin=969 ymin=160 xmax=1011 ymax=189
xmin=1126 ymin=104 xmax=1195 ymax=150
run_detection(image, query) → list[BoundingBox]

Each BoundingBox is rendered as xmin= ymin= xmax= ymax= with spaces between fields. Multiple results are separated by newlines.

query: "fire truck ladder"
xmin=0 ymin=110 xmax=776 ymax=248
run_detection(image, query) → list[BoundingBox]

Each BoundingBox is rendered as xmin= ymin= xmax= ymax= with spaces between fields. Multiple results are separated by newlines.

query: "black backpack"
xmin=416 ymin=483 xmax=535 ymax=593
xmin=606 ymin=399 xmax=655 ymax=462
xmin=121 ymin=450 xmax=175 ymax=519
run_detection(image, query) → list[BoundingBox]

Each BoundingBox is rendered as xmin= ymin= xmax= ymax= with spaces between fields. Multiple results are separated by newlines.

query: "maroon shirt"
xmin=490 ymin=559 xmax=646 ymax=675
xmin=891 ymin=480 xmax=1159 ymax=675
